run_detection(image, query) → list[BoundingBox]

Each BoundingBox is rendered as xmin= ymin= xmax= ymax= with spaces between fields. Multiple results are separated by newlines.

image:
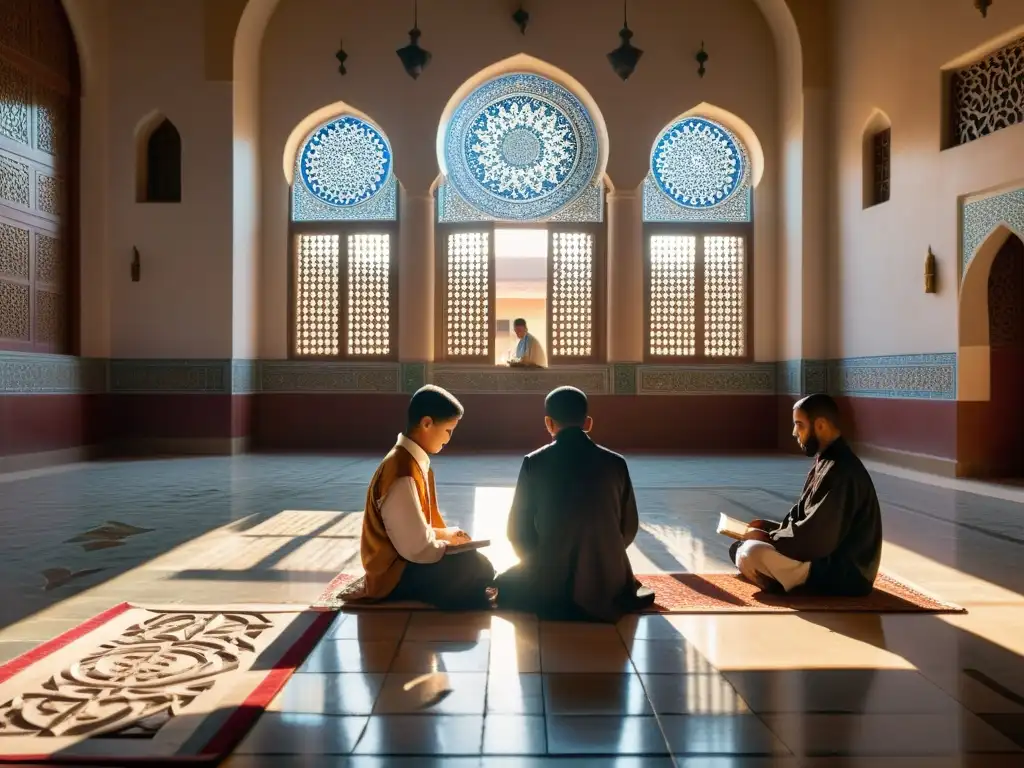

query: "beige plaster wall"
xmin=829 ymin=0 xmax=1024 ymax=358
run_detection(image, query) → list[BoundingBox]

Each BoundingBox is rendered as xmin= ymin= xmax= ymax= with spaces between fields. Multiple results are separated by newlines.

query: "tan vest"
xmin=360 ymin=445 xmax=446 ymax=599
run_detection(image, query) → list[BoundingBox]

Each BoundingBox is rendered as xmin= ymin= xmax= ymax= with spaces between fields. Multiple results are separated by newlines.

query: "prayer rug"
xmin=0 ymin=603 xmax=334 ymax=763
xmin=315 ymin=572 xmax=963 ymax=614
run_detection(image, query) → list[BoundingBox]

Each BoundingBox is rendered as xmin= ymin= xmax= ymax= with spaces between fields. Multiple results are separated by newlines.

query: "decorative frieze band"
xmin=0 ymin=353 xmax=958 ymax=399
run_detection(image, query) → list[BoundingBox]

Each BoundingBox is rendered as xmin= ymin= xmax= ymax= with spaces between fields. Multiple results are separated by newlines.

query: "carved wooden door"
xmin=0 ymin=0 xmax=76 ymax=353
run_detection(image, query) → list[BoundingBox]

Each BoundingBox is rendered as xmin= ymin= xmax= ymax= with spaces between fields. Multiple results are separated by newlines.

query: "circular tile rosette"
xmin=299 ymin=116 xmax=393 ymax=207
xmin=444 ymin=73 xmax=599 ymax=220
xmin=651 ymin=117 xmax=747 ymax=209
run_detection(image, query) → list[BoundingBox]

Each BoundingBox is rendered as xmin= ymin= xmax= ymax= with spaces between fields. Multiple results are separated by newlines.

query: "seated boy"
xmin=730 ymin=393 xmax=883 ymax=596
xmin=494 ymin=386 xmax=655 ymax=622
xmin=359 ymin=385 xmax=495 ymax=609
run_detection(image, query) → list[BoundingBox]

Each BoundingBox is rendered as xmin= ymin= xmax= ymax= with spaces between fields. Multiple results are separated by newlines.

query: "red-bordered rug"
xmin=0 ymin=603 xmax=334 ymax=763
xmin=314 ymin=572 xmax=963 ymax=614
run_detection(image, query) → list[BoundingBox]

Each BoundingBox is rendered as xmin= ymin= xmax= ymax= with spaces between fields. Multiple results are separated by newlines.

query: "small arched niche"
xmin=862 ymin=110 xmax=891 ymax=209
xmin=136 ymin=113 xmax=181 ymax=203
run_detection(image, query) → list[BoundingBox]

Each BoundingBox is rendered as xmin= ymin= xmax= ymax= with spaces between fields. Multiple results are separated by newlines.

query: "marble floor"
xmin=2 ymin=452 xmax=1024 ymax=765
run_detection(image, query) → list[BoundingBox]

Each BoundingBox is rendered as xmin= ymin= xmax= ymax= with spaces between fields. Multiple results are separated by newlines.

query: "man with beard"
xmin=729 ymin=393 xmax=883 ymax=596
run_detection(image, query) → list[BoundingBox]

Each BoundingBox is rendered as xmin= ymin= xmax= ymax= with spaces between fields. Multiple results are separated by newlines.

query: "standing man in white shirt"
xmin=509 ymin=318 xmax=548 ymax=368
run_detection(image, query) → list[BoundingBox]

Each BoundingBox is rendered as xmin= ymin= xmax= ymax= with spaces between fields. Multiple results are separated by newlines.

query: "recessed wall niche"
xmin=135 ymin=114 xmax=181 ymax=203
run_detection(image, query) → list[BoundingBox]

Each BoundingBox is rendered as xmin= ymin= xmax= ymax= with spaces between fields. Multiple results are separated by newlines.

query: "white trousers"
xmin=735 ymin=540 xmax=811 ymax=593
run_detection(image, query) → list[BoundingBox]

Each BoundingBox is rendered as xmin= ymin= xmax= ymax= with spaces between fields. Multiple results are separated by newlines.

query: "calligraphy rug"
xmin=0 ymin=603 xmax=334 ymax=763
xmin=315 ymin=572 xmax=963 ymax=614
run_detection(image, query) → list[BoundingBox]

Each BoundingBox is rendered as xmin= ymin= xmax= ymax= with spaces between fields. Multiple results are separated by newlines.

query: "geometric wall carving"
xmin=949 ymin=36 xmax=1024 ymax=148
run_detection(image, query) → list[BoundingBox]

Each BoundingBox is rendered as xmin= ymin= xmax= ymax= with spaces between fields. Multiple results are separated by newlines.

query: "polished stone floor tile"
xmin=390 ymin=639 xmax=492 ymax=673
xmin=542 ymin=673 xmax=652 ymax=715
xmin=326 ymin=613 xmax=410 ymax=641
xmin=269 ymin=672 xmax=385 ymax=716
xmin=722 ymin=669 xmax=963 ymax=713
xmin=545 ymin=715 xmax=670 ymax=755
xmin=540 ymin=635 xmax=633 ymax=674
xmin=482 ymin=714 xmax=548 ymax=754
xmin=352 ymin=714 xmax=485 ymax=755
xmin=405 ymin=611 xmax=495 ymax=642
xmin=659 ymin=714 xmax=791 ymax=755
xmin=373 ymin=671 xmax=487 ymax=714
xmin=298 ymin=639 xmax=399 ymax=674
xmin=233 ymin=712 xmax=368 ymax=755
xmin=761 ymin=712 xmax=1022 ymax=756
xmin=628 ymin=638 xmax=718 ymax=674
xmin=640 ymin=673 xmax=751 ymax=714
xmin=486 ymin=672 xmax=545 ymax=713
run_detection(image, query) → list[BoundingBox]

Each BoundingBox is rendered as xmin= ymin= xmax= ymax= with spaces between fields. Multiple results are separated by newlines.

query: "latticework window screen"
xmin=292 ymin=230 xmax=395 ymax=359
xmin=645 ymin=231 xmax=748 ymax=360
xmin=444 ymin=231 xmax=492 ymax=360
xmin=703 ymin=235 xmax=745 ymax=357
xmin=548 ymin=231 xmax=595 ymax=360
xmin=346 ymin=233 xmax=392 ymax=356
xmin=648 ymin=235 xmax=697 ymax=357
xmin=295 ymin=234 xmax=341 ymax=357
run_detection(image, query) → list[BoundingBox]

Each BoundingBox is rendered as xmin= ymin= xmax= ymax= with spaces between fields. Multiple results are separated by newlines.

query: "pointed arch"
xmin=135 ymin=112 xmax=181 ymax=203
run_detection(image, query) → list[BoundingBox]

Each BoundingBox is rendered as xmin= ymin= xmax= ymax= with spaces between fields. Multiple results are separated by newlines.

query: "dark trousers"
xmin=388 ymin=551 xmax=496 ymax=610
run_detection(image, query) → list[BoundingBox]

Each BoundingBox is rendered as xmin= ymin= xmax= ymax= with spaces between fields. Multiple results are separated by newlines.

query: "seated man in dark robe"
xmin=494 ymin=386 xmax=655 ymax=622
xmin=730 ymin=393 xmax=883 ymax=596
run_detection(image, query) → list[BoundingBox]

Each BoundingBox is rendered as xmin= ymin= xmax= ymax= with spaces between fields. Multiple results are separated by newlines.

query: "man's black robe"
xmin=494 ymin=428 xmax=654 ymax=622
xmin=769 ymin=437 xmax=883 ymax=596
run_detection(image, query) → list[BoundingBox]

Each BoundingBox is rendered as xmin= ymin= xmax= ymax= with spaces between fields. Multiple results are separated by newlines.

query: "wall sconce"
xmin=975 ymin=0 xmax=993 ymax=18
xmin=131 ymin=246 xmax=141 ymax=282
xmin=924 ymin=246 xmax=936 ymax=293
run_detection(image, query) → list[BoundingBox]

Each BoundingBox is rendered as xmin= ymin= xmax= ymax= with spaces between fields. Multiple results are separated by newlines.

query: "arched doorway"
xmin=0 ymin=0 xmax=79 ymax=354
xmin=987 ymin=233 xmax=1024 ymax=478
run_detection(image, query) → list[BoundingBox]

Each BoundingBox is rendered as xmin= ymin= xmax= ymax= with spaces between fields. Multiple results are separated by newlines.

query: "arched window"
xmin=140 ymin=119 xmax=182 ymax=203
xmin=434 ymin=69 xmax=607 ymax=366
xmin=642 ymin=116 xmax=753 ymax=361
xmin=288 ymin=114 xmax=398 ymax=360
xmin=862 ymin=111 xmax=891 ymax=209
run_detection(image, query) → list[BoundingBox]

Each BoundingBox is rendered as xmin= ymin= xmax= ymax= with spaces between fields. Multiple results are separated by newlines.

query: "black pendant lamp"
xmin=975 ymin=0 xmax=993 ymax=17
xmin=397 ymin=0 xmax=431 ymax=79
xmin=335 ymin=39 xmax=348 ymax=75
xmin=695 ymin=41 xmax=708 ymax=78
xmin=512 ymin=4 xmax=530 ymax=35
xmin=607 ymin=0 xmax=642 ymax=81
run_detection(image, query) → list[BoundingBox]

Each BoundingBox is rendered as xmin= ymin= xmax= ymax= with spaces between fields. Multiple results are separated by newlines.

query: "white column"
xmin=398 ymin=192 xmax=435 ymax=361
xmin=606 ymin=190 xmax=644 ymax=362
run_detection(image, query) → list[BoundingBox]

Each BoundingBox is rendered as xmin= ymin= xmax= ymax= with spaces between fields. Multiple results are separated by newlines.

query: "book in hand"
xmin=445 ymin=539 xmax=491 ymax=555
xmin=716 ymin=513 xmax=752 ymax=541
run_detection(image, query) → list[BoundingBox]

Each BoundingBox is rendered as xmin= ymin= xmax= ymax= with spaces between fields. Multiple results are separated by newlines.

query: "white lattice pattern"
xmin=346 ymin=233 xmax=391 ymax=356
xmin=445 ymin=232 xmax=490 ymax=358
xmin=704 ymin=235 xmax=745 ymax=357
xmin=649 ymin=235 xmax=696 ymax=357
xmin=295 ymin=234 xmax=340 ymax=356
xmin=550 ymin=232 xmax=594 ymax=358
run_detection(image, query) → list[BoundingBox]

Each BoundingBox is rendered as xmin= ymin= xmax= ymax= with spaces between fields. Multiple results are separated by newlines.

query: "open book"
xmin=445 ymin=539 xmax=492 ymax=555
xmin=716 ymin=513 xmax=752 ymax=541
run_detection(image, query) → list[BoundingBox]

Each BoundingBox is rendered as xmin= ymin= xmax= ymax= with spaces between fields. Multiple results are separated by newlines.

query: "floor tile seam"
xmin=881 ymin=500 xmax=1024 ymax=549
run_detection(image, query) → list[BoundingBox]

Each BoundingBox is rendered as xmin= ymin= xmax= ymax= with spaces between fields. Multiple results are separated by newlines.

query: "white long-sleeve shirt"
xmin=378 ymin=434 xmax=450 ymax=564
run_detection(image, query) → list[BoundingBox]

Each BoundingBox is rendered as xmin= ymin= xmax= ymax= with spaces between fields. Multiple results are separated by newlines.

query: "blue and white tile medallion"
xmin=291 ymin=115 xmax=397 ymax=222
xmin=443 ymin=73 xmax=600 ymax=221
xmin=643 ymin=116 xmax=752 ymax=223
